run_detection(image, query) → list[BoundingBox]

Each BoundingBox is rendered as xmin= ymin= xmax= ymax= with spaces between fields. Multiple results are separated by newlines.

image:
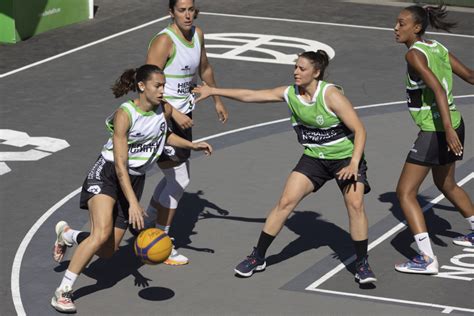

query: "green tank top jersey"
xmin=405 ymin=40 xmax=461 ymax=131
xmin=284 ymin=81 xmax=354 ymax=160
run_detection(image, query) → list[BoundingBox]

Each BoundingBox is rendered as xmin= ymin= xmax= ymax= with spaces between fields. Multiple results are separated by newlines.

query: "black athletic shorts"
xmin=406 ymin=119 xmax=465 ymax=166
xmin=293 ymin=154 xmax=371 ymax=194
xmin=79 ymin=156 xmax=145 ymax=229
xmin=159 ymin=112 xmax=192 ymax=163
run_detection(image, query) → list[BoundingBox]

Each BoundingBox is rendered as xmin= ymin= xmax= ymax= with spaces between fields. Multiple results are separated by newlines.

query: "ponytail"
xmin=405 ymin=5 xmax=457 ymax=35
xmin=111 ymin=64 xmax=164 ymax=98
xmin=299 ymin=50 xmax=330 ymax=80
xmin=425 ymin=5 xmax=457 ymax=33
xmin=111 ymin=68 xmax=137 ymax=98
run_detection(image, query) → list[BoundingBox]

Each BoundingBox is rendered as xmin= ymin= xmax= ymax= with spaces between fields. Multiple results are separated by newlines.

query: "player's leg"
xmin=51 ymin=194 xmax=115 ymax=312
xmin=149 ymin=160 xmax=190 ymax=265
xmin=342 ymin=182 xmax=376 ymax=284
xmin=432 ymin=162 xmax=474 ymax=247
xmin=234 ymin=171 xmax=314 ymax=277
xmin=395 ymin=162 xmax=438 ymax=274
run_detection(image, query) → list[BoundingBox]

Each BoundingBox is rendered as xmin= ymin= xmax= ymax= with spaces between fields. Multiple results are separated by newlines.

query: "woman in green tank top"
xmin=393 ymin=5 xmax=474 ymax=275
xmin=193 ymin=50 xmax=377 ymax=284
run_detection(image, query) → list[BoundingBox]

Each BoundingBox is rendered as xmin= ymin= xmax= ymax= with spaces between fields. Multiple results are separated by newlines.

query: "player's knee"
xmin=434 ymin=178 xmax=456 ymax=194
xmin=158 ymin=164 xmax=190 ymax=209
xmin=276 ymin=196 xmax=296 ymax=214
xmin=396 ymin=186 xmax=412 ymax=202
xmin=89 ymin=230 xmax=110 ymax=248
xmin=158 ymin=185 xmax=184 ymax=209
xmin=346 ymin=199 xmax=364 ymax=216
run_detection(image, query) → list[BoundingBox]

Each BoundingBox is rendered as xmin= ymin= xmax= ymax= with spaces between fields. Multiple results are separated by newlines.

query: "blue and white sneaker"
xmin=355 ymin=256 xmax=377 ymax=284
xmin=452 ymin=232 xmax=474 ymax=248
xmin=234 ymin=248 xmax=266 ymax=277
xmin=395 ymin=253 xmax=438 ymax=274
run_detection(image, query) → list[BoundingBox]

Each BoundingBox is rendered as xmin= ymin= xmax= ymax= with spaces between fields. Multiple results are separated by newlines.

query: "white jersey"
xmin=101 ymin=101 xmax=168 ymax=175
xmin=152 ymin=26 xmax=201 ymax=114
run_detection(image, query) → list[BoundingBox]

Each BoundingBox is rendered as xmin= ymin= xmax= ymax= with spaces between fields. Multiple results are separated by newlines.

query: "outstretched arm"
xmin=407 ymin=49 xmax=462 ymax=155
xmin=193 ymin=82 xmax=287 ymax=104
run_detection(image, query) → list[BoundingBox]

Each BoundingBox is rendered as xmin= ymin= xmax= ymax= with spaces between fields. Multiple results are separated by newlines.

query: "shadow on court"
xmin=169 ymin=190 xmax=230 ymax=253
xmin=54 ymin=195 xmax=377 ymax=302
xmin=195 ymin=209 xmax=358 ymax=275
xmin=267 ymin=211 xmax=354 ymax=271
xmin=379 ymin=192 xmax=465 ymax=260
xmin=54 ymin=237 xmax=169 ymax=301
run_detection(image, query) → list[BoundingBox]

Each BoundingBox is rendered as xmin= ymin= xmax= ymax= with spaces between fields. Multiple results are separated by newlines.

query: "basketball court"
xmin=1 ymin=0 xmax=473 ymax=315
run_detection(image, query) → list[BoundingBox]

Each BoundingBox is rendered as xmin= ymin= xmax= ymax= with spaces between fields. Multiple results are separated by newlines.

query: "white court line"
xmin=10 ymin=95 xmax=474 ymax=315
xmin=310 ymin=289 xmax=474 ymax=314
xmin=201 ymin=12 xmax=474 ymax=39
xmin=2 ymin=12 xmax=473 ymax=78
xmin=0 ymin=16 xmax=170 ymax=79
xmin=305 ymin=172 xmax=474 ymax=314
xmin=11 ymin=188 xmax=81 ymax=316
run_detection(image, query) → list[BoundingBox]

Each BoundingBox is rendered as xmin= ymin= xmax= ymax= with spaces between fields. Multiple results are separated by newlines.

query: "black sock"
xmin=77 ymin=232 xmax=91 ymax=244
xmin=353 ymin=239 xmax=368 ymax=263
xmin=256 ymin=231 xmax=275 ymax=258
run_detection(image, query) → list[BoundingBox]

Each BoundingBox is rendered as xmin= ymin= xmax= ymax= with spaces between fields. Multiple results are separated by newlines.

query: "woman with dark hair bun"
xmin=50 ymin=65 xmax=212 ymax=313
xmin=193 ymin=50 xmax=377 ymax=284
xmin=393 ymin=5 xmax=474 ymax=275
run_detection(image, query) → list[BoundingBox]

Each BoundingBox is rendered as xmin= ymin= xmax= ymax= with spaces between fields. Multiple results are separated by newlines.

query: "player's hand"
xmin=129 ymin=202 xmax=147 ymax=231
xmin=445 ymin=127 xmax=463 ymax=156
xmin=215 ymin=101 xmax=228 ymax=123
xmin=172 ymin=110 xmax=193 ymax=130
xmin=336 ymin=162 xmax=359 ymax=181
xmin=193 ymin=82 xmax=212 ymax=103
xmin=192 ymin=141 xmax=213 ymax=156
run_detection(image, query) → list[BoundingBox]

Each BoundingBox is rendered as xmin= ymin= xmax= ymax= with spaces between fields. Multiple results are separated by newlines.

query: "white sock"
xmin=62 ymin=229 xmax=82 ymax=245
xmin=156 ymin=224 xmax=170 ymax=235
xmin=466 ymin=215 xmax=474 ymax=231
xmin=59 ymin=269 xmax=78 ymax=290
xmin=414 ymin=232 xmax=434 ymax=258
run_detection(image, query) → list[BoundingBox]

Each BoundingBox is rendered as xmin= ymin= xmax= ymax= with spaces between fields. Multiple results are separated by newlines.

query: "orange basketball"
xmin=134 ymin=228 xmax=172 ymax=264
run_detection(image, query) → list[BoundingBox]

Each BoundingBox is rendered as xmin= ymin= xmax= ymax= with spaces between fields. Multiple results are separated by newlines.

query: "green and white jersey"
xmin=406 ymin=40 xmax=461 ymax=131
xmin=149 ymin=26 xmax=201 ymax=114
xmin=101 ymin=101 xmax=168 ymax=175
xmin=284 ymin=81 xmax=354 ymax=160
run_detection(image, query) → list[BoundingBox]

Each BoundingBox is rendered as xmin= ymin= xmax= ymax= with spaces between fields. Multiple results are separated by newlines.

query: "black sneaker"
xmin=234 ymin=247 xmax=266 ymax=277
xmin=355 ymin=256 xmax=377 ymax=284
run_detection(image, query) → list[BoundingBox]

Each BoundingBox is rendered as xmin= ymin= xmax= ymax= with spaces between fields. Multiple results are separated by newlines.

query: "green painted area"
xmin=0 ymin=0 xmax=91 ymax=43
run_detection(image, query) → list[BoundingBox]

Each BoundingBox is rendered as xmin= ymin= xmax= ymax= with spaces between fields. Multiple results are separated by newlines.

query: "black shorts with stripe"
xmin=293 ymin=154 xmax=371 ymax=194
xmin=159 ymin=112 xmax=193 ymax=163
xmin=406 ymin=119 xmax=465 ymax=166
xmin=79 ymin=156 xmax=145 ymax=229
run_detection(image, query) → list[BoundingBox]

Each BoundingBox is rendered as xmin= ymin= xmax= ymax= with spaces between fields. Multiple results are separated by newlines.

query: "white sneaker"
xmin=51 ymin=285 xmax=76 ymax=313
xmin=52 ymin=221 xmax=73 ymax=262
xmin=395 ymin=253 xmax=439 ymax=274
xmin=164 ymin=241 xmax=189 ymax=266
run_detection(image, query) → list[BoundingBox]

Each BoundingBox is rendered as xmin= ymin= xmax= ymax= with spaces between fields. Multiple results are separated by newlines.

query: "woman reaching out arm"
xmin=194 ymin=50 xmax=377 ymax=284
